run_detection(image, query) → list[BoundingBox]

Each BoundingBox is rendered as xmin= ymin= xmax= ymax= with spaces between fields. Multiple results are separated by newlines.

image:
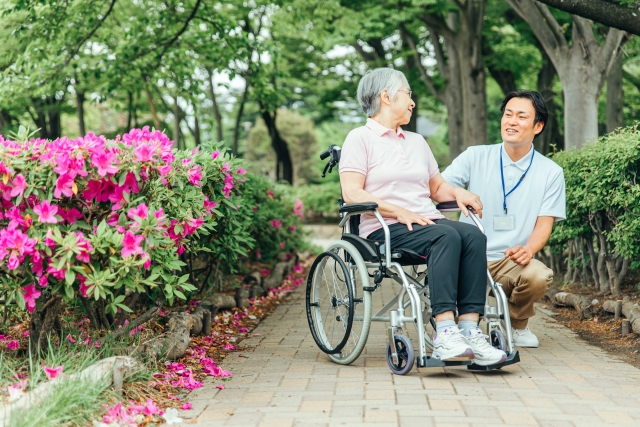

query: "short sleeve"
xmin=539 ymin=167 xmax=566 ymax=221
xmin=424 ymin=141 xmax=440 ymax=179
xmin=441 ymin=148 xmax=472 ymax=188
xmin=338 ymin=129 xmax=368 ymax=175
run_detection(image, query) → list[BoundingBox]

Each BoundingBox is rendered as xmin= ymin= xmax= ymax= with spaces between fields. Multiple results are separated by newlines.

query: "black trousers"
xmin=368 ymin=219 xmax=486 ymax=316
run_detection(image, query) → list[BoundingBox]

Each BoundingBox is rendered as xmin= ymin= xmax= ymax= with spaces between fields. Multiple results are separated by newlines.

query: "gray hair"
xmin=356 ymin=68 xmax=408 ymax=117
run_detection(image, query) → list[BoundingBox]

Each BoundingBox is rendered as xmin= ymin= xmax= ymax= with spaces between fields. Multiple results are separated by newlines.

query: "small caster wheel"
xmin=490 ymin=329 xmax=507 ymax=351
xmin=386 ymin=335 xmax=415 ymax=375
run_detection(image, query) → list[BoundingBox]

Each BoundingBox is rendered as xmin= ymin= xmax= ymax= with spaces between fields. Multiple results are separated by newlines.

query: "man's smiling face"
xmin=501 ymin=97 xmax=544 ymax=146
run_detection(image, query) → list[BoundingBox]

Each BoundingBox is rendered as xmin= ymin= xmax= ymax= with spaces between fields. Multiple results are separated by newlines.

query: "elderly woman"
xmin=339 ymin=68 xmax=506 ymax=366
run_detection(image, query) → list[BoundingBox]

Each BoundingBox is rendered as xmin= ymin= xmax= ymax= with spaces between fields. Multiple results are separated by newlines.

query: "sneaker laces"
xmin=438 ymin=327 xmax=468 ymax=346
xmin=466 ymin=330 xmax=494 ymax=350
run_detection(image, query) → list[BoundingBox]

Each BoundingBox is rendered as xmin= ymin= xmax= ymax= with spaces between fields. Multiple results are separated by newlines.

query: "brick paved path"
xmin=182 ymin=281 xmax=640 ymax=427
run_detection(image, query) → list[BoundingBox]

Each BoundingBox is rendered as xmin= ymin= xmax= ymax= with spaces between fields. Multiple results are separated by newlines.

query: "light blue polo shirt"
xmin=441 ymin=143 xmax=566 ymax=262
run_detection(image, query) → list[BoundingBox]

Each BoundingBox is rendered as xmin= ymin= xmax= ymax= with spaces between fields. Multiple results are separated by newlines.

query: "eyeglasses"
xmin=399 ymin=89 xmax=413 ymax=98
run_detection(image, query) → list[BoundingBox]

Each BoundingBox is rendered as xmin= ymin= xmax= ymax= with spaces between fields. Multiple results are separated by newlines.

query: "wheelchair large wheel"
xmin=306 ymin=240 xmax=372 ymax=365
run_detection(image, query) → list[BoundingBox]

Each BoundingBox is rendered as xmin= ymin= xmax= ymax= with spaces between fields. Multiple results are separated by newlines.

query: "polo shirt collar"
xmin=366 ymin=118 xmax=405 ymax=138
xmin=501 ymin=142 xmax=534 ymax=171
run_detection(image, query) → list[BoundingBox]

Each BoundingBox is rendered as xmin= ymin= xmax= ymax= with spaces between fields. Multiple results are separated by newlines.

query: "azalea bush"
xmin=0 ymin=127 xmax=305 ymax=349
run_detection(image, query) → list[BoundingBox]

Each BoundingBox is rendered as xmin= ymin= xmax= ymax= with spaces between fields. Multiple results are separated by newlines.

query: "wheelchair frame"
xmin=306 ymin=144 xmax=520 ymax=374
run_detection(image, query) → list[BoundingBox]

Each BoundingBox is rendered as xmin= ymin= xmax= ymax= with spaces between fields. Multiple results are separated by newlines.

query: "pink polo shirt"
xmin=339 ymin=118 xmax=444 ymax=238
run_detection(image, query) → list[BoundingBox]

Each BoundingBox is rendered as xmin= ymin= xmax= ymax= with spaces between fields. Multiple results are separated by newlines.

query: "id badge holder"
xmin=494 ymin=214 xmax=516 ymax=231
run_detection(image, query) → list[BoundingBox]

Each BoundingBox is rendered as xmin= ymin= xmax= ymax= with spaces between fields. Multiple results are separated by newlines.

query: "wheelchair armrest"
xmin=435 ymin=201 xmax=460 ymax=212
xmin=339 ymin=202 xmax=378 ymax=214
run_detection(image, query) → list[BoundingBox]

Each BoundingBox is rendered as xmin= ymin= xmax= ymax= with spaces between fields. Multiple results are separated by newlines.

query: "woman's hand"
xmin=453 ymin=188 xmax=483 ymax=218
xmin=395 ymin=207 xmax=434 ymax=231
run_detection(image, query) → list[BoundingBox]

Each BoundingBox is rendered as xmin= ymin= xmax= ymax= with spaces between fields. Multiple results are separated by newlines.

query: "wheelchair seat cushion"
xmin=341 ymin=234 xmax=426 ymax=266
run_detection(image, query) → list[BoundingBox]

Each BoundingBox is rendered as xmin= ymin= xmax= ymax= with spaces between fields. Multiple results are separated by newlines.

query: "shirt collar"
xmin=366 ymin=118 xmax=405 ymax=139
xmin=501 ymin=142 xmax=534 ymax=170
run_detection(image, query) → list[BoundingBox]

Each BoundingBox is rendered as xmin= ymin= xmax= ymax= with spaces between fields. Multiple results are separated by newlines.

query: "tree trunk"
xmin=193 ymin=110 xmax=201 ymax=146
xmin=564 ymin=240 xmax=573 ymax=283
xmin=233 ymin=84 xmax=249 ymax=156
xmin=143 ymin=77 xmax=162 ymax=131
xmin=206 ymin=68 xmax=224 ymax=143
xmin=76 ymin=91 xmax=86 ymax=137
xmin=507 ymin=1 xmax=626 ymax=150
xmin=606 ymin=53 xmax=624 ymax=133
xmin=585 ymin=237 xmax=599 ymax=287
xmin=173 ymin=96 xmax=181 ymax=149
xmin=440 ymin=30 xmax=464 ymax=160
xmin=605 ymin=257 xmax=621 ymax=296
xmin=127 ymin=91 xmax=134 ymax=130
xmin=260 ymin=108 xmax=293 ymax=184
xmin=29 ymin=296 xmax=63 ymax=352
xmin=454 ymin=4 xmax=488 ymax=150
xmin=562 ymin=77 xmax=600 ymax=149
xmin=535 ymin=50 xmax=563 ymax=154
xmin=595 ymin=233 xmax=609 ymax=291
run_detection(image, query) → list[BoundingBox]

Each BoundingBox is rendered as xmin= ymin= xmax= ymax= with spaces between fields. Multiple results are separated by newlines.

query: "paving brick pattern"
xmin=182 ymin=281 xmax=640 ymax=427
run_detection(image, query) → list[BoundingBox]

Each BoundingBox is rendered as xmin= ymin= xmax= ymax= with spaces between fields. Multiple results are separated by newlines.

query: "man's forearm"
xmin=524 ymin=217 xmax=554 ymax=255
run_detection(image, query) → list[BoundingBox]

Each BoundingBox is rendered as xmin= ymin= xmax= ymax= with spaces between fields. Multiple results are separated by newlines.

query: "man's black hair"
xmin=500 ymin=90 xmax=548 ymax=139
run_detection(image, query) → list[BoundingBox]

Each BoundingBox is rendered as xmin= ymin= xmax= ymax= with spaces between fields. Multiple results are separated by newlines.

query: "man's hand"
xmin=453 ymin=188 xmax=483 ymax=218
xmin=505 ymin=245 xmax=533 ymax=266
xmin=395 ymin=207 xmax=434 ymax=231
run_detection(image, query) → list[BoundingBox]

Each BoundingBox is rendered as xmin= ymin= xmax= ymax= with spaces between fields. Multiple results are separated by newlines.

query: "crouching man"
xmin=441 ymin=90 xmax=566 ymax=347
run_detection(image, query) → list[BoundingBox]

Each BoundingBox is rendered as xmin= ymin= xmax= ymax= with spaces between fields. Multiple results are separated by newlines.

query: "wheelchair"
xmin=305 ymin=144 xmax=520 ymax=375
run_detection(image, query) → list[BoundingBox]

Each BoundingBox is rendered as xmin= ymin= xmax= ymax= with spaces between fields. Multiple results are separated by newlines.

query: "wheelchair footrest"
xmin=467 ymin=350 xmax=520 ymax=371
xmin=416 ymin=356 xmax=472 ymax=368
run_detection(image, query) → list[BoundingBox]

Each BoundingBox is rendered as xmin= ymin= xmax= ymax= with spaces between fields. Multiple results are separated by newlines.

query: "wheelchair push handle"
xmin=435 ymin=201 xmax=485 ymax=234
xmin=320 ymin=144 xmax=341 ymax=178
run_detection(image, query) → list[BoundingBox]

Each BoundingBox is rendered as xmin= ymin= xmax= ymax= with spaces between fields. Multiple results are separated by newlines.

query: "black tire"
xmin=386 ymin=335 xmax=415 ymax=375
xmin=490 ymin=329 xmax=507 ymax=351
xmin=306 ymin=251 xmax=354 ymax=355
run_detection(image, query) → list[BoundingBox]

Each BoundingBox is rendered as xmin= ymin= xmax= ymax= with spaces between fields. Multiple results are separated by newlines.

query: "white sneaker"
xmin=512 ymin=327 xmax=539 ymax=348
xmin=432 ymin=326 xmax=475 ymax=361
xmin=465 ymin=329 xmax=508 ymax=366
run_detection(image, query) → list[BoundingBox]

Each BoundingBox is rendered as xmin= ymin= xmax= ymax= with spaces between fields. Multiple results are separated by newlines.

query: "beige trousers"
xmin=487 ymin=257 xmax=553 ymax=329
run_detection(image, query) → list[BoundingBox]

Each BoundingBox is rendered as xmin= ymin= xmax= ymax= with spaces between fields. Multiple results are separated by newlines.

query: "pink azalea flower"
xmin=266 ymin=189 xmax=275 ymax=199
xmin=10 ymin=174 xmax=27 ymax=198
xmin=224 ymin=342 xmax=236 ymax=351
xmin=294 ymin=198 xmax=304 ymax=218
xmin=127 ymin=203 xmax=149 ymax=222
xmin=121 ymin=231 xmax=144 ymax=258
xmin=271 ymin=219 xmax=283 ymax=228
xmin=279 ymin=241 xmax=285 ymax=249
xmin=236 ymin=167 xmax=246 ymax=175
xmin=54 ymin=173 xmax=75 ymax=199
xmin=22 ymin=284 xmax=41 ymax=313
xmin=188 ymin=165 xmax=202 ymax=186
xmin=91 ymin=151 xmax=118 ymax=176
xmin=290 ymin=225 xmax=297 ymax=232
xmin=181 ymin=402 xmax=192 ymax=410
xmin=143 ymin=399 xmax=159 ymax=416
xmin=33 ymin=200 xmax=59 ymax=223
xmin=239 ymin=327 xmax=249 ymax=333
xmin=261 ymin=268 xmax=270 ymax=276
xmin=23 ymin=331 xmax=29 ymax=338
xmin=79 ymin=279 xmax=91 ymax=297
xmin=293 ymin=264 xmax=303 ymax=273
xmin=59 ymin=208 xmax=82 ymax=225
xmin=67 ymin=334 xmax=76 ymax=343
xmin=134 ymin=142 xmax=155 ymax=162
xmin=212 ymin=151 xmax=220 ymax=160
xmin=6 ymin=340 xmax=19 ymax=350
xmin=216 ymin=384 xmax=225 ymax=390
xmin=44 ymin=365 xmax=63 ymax=380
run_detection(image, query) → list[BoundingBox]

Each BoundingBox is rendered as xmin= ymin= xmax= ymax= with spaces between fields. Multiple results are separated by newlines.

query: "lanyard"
xmin=500 ymin=146 xmax=534 ymax=214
